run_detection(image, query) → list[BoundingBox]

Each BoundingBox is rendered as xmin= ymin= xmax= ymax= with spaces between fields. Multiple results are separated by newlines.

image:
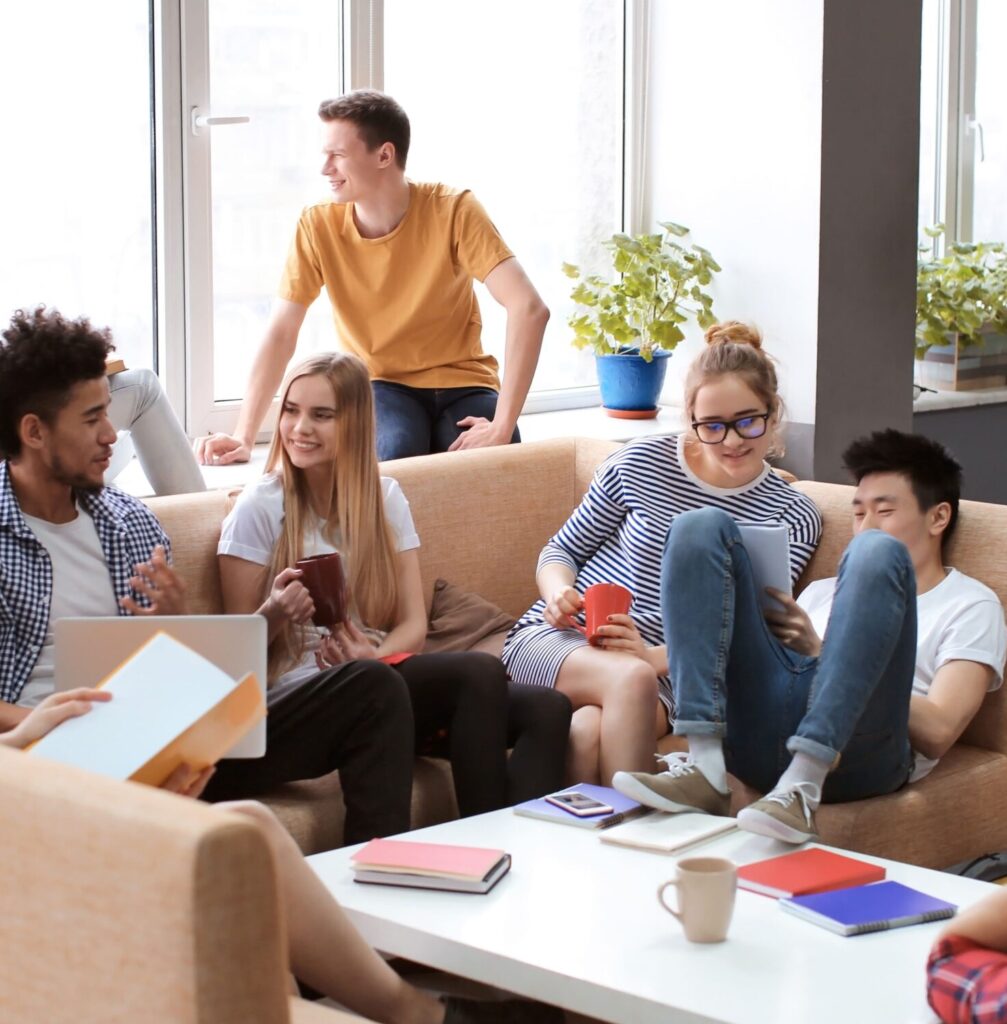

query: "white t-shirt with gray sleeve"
xmin=218 ymin=473 xmax=419 ymax=692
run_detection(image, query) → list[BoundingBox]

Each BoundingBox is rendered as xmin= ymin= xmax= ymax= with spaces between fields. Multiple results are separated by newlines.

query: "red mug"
xmin=575 ymin=582 xmax=633 ymax=645
xmin=295 ymin=552 xmax=349 ymax=629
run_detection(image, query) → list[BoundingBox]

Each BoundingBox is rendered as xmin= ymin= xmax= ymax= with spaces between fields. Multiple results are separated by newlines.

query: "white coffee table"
xmin=308 ymin=811 xmax=995 ymax=1024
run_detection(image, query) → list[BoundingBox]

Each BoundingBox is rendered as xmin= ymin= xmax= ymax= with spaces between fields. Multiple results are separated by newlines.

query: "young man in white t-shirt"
xmin=616 ymin=430 xmax=1006 ymax=843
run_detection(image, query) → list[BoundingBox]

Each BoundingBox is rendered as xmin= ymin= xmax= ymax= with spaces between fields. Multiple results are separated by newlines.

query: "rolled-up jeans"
xmin=661 ymin=508 xmax=916 ymax=802
xmin=108 ymin=368 xmax=206 ymax=496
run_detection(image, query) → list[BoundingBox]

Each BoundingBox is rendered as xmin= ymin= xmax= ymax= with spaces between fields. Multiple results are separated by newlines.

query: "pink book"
xmin=351 ymin=838 xmax=508 ymax=881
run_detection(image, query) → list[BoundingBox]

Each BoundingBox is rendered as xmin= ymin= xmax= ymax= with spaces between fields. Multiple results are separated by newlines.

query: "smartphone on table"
xmin=544 ymin=790 xmax=615 ymax=817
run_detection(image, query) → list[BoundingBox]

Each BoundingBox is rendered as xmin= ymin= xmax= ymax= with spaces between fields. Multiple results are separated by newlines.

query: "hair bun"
xmin=704 ymin=320 xmax=762 ymax=350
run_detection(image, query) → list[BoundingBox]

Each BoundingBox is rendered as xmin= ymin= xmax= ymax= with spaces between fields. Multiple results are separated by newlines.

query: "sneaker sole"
xmin=612 ymin=771 xmax=726 ymax=816
xmin=736 ymin=806 xmax=816 ymax=845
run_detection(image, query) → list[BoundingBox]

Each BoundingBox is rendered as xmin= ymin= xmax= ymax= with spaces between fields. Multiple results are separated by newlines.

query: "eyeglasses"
xmin=691 ymin=412 xmax=771 ymax=445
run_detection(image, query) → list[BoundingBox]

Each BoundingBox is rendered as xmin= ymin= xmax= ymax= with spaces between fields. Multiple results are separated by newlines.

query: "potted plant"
xmin=916 ymin=225 xmax=1007 ymax=392
xmin=563 ymin=222 xmax=721 ymax=418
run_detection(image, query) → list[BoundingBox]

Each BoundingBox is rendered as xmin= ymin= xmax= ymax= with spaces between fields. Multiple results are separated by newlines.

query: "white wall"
xmin=646 ymin=1 xmax=824 ymax=427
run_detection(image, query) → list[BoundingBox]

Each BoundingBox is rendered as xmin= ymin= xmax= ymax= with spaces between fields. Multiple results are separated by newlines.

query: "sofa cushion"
xmin=422 ymin=578 xmax=516 ymax=654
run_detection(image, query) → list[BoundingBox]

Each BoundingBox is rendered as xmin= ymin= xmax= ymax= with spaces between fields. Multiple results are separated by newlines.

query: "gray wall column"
xmin=813 ymin=0 xmax=923 ymax=481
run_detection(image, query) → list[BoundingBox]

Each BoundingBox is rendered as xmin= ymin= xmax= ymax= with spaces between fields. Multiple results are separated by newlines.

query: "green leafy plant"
xmin=563 ymin=222 xmax=721 ymax=361
xmin=916 ymin=225 xmax=1007 ymax=357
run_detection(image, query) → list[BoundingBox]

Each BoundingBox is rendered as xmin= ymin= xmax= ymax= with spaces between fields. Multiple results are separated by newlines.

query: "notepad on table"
xmin=780 ymin=880 xmax=956 ymax=936
xmin=351 ymin=838 xmax=512 ymax=894
xmin=28 ymin=632 xmax=264 ymax=788
xmin=514 ymin=783 xmax=650 ymax=830
xmin=737 ymin=846 xmax=886 ymax=899
xmin=600 ymin=812 xmax=737 ymax=854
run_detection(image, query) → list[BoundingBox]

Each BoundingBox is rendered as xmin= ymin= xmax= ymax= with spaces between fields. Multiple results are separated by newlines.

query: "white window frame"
xmin=158 ymin=0 xmax=647 ymax=435
xmin=922 ymin=0 xmax=982 ymax=249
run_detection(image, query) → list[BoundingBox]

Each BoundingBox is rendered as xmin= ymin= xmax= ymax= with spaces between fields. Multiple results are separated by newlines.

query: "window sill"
xmin=115 ymin=404 xmax=684 ymax=498
xmin=914 ymin=387 xmax=1007 ymax=413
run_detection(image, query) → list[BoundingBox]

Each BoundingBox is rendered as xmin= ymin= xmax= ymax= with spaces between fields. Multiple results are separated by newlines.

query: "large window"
xmin=2 ymin=1 xmax=630 ymax=436
xmin=919 ymin=0 xmax=1007 ymax=246
xmin=0 ymin=2 xmax=155 ymax=371
xmin=383 ymin=0 xmax=624 ymax=398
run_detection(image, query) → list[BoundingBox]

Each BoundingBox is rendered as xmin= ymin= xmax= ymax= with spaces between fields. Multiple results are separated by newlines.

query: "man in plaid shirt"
xmin=0 ymin=307 xmax=416 ymax=844
xmin=928 ymin=886 xmax=1007 ymax=1023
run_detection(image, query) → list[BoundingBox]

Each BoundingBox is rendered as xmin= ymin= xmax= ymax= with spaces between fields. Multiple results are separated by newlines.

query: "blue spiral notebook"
xmin=780 ymin=880 xmax=956 ymax=936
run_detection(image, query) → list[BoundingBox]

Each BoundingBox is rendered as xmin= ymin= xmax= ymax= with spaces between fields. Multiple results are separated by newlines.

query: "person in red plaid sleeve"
xmin=928 ymin=886 xmax=1007 ymax=1023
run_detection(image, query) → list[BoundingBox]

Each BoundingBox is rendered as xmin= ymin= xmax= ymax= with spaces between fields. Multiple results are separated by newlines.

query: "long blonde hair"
xmin=264 ymin=353 xmax=398 ymax=679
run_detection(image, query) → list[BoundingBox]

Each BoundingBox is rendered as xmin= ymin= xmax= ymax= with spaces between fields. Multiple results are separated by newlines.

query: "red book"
xmin=737 ymin=847 xmax=886 ymax=899
xmin=351 ymin=838 xmax=507 ymax=881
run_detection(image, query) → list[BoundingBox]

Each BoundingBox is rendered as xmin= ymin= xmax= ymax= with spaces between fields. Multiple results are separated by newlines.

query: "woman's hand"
xmin=264 ymin=567 xmax=315 ymax=625
xmin=544 ymin=586 xmax=584 ymax=630
xmin=315 ymin=620 xmax=377 ymax=669
xmin=120 ymin=545 xmax=189 ymax=616
xmin=0 ymin=688 xmax=112 ymax=749
xmin=764 ymin=589 xmax=823 ymax=656
xmin=161 ymin=764 xmax=216 ymax=799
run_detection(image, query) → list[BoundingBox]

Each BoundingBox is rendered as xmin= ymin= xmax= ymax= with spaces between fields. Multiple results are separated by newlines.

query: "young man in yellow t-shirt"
xmin=196 ymin=90 xmax=549 ymax=464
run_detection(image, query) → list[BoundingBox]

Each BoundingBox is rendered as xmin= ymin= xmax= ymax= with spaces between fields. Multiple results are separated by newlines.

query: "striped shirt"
xmin=501 ymin=434 xmax=822 ymax=716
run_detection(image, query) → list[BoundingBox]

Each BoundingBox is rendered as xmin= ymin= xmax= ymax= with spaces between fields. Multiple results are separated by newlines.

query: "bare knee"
xmin=223 ymin=800 xmax=287 ymax=847
xmin=569 ymin=704 xmax=602 ymax=754
xmin=609 ymin=661 xmax=659 ymax=709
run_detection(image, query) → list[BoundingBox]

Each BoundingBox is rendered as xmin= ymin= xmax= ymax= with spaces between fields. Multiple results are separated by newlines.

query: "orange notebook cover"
xmin=28 ymin=632 xmax=265 ymax=788
xmin=737 ymin=847 xmax=886 ymax=899
xmin=351 ymin=838 xmax=507 ymax=880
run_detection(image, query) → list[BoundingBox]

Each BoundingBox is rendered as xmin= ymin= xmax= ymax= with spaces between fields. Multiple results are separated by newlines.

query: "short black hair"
xmin=318 ymin=89 xmax=410 ymax=168
xmin=0 ymin=306 xmax=114 ymax=459
xmin=842 ymin=429 xmax=962 ymax=548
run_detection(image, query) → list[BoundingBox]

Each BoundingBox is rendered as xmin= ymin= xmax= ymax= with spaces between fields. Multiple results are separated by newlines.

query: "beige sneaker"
xmin=613 ymin=753 xmax=731 ymax=815
xmin=737 ymin=782 xmax=821 ymax=844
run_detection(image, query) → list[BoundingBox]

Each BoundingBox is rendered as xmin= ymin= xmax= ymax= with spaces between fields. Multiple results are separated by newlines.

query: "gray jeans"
xmin=107 ymin=368 xmax=206 ymax=496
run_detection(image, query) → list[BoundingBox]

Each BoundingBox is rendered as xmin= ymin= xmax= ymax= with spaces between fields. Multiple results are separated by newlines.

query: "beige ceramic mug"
xmin=657 ymin=856 xmax=737 ymax=943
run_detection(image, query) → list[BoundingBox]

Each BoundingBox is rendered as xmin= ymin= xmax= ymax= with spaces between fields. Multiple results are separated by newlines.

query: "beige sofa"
xmin=148 ymin=437 xmax=1007 ymax=869
xmin=0 ymin=745 xmax=360 ymax=1024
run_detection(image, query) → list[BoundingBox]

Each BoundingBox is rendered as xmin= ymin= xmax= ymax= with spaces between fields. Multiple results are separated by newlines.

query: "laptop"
xmin=54 ymin=615 xmax=267 ymax=758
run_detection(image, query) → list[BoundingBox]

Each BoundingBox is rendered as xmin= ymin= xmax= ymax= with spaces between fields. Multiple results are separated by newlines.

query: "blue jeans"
xmin=661 ymin=508 xmax=916 ymax=802
xmin=371 ymin=382 xmax=521 ymax=461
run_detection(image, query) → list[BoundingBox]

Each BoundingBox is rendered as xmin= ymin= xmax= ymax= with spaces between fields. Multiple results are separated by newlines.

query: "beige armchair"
xmin=0 ymin=746 xmax=358 ymax=1024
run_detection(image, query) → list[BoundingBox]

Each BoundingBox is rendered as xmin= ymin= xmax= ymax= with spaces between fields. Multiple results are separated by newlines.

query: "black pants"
xmin=399 ymin=652 xmax=571 ymax=816
xmin=202 ymin=660 xmax=414 ymax=846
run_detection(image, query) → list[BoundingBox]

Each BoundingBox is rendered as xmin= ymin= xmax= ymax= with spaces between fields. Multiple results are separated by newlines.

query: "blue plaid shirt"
xmin=0 ymin=460 xmax=170 ymax=704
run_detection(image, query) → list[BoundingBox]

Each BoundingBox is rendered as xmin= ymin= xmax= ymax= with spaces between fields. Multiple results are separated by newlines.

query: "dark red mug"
xmin=295 ymin=552 xmax=349 ymax=629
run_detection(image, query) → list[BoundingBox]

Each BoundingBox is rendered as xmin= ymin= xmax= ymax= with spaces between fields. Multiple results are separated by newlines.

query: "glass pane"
xmin=384 ymin=0 xmax=623 ymax=393
xmin=208 ymin=1 xmax=343 ymax=401
xmin=971 ymin=1 xmax=1007 ymax=242
xmin=0 ymin=3 xmax=154 ymax=370
xmin=917 ymin=0 xmax=943 ymax=244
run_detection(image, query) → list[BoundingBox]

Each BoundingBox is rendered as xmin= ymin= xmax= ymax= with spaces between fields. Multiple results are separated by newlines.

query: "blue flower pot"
xmin=595 ymin=349 xmax=672 ymax=417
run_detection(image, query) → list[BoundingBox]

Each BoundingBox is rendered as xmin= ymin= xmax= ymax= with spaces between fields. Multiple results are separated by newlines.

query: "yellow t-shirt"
xmin=278 ymin=182 xmax=514 ymax=390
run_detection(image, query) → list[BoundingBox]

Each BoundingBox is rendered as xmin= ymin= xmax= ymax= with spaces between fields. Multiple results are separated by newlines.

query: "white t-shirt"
xmin=218 ymin=473 xmax=420 ymax=691
xmin=19 ymin=505 xmax=120 ymax=707
xmin=798 ymin=567 xmax=1007 ymax=781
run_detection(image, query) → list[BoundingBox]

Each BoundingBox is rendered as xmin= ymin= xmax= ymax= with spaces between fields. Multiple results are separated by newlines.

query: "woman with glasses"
xmin=502 ymin=321 xmax=822 ymax=786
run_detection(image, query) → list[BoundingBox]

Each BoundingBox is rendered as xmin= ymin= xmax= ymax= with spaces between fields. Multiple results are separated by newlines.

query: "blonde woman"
xmin=210 ymin=353 xmax=570 ymax=821
xmin=502 ymin=322 xmax=823 ymax=786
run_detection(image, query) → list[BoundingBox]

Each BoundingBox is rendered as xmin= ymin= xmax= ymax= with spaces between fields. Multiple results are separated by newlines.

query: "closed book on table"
xmin=780 ymin=880 xmax=957 ymax=936
xmin=737 ymin=847 xmax=886 ymax=899
xmin=351 ymin=838 xmax=511 ymax=894
xmin=28 ymin=632 xmax=264 ymax=787
xmin=600 ymin=812 xmax=737 ymax=854
xmin=514 ymin=784 xmax=649 ymax=830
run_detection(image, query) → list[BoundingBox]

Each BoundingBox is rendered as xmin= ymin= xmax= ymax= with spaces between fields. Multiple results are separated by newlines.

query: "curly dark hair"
xmin=0 ymin=306 xmax=115 ymax=459
xmin=842 ymin=429 xmax=963 ymax=549
xmin=318 ymin=89 xmax=410 ymax=168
